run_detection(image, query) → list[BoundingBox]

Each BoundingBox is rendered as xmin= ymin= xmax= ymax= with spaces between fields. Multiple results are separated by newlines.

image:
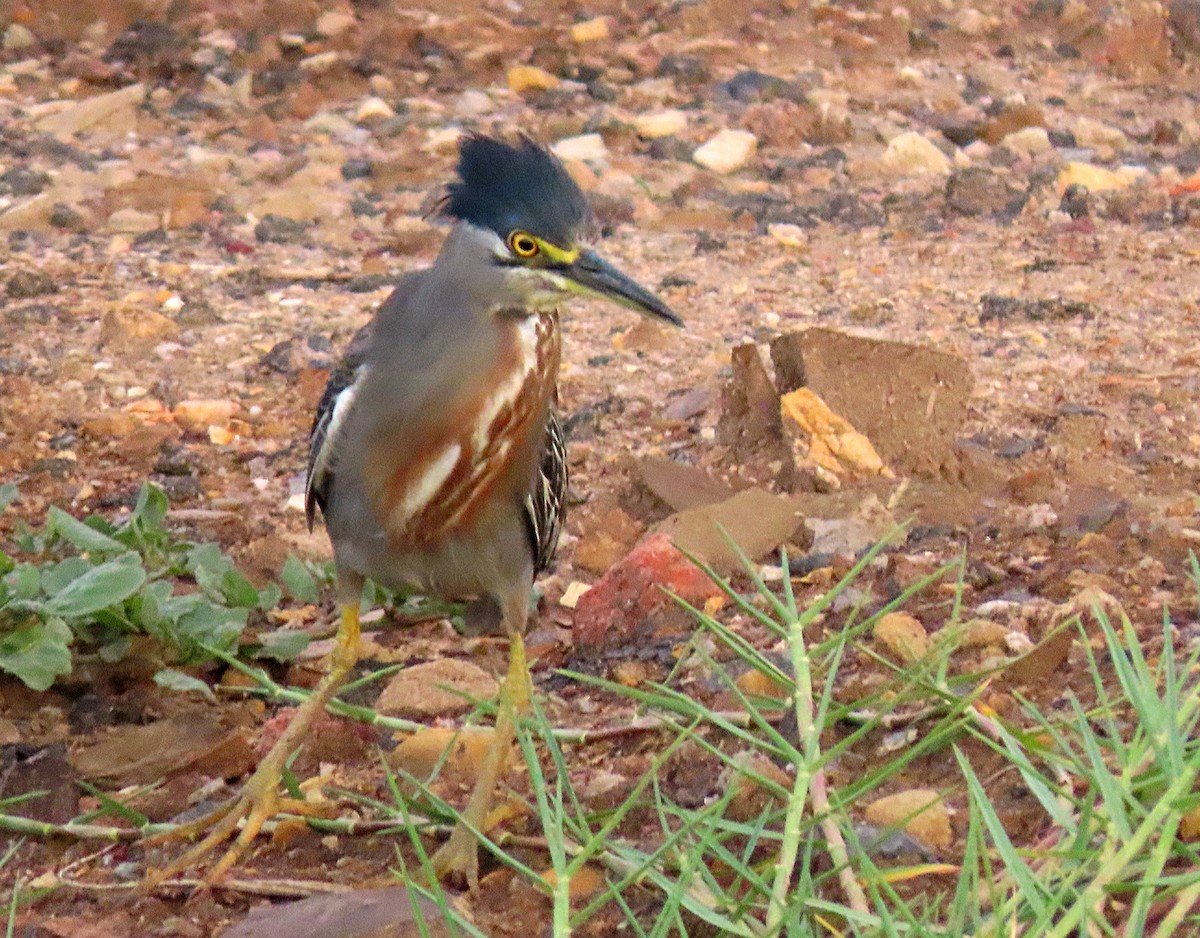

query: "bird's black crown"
xmin=440 ymin=134 xmax=591 ymax=248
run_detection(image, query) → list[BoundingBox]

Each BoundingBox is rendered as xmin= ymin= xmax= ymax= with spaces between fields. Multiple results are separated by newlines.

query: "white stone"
xmin=355 ymin=96 xmax=395 ymax=123
xmin=315 ymin=10 xmax=357 ymax=38
xmin=1001 ymin=126 xmax=1052 ymax=156
xmin=299 ymin=51 xmax=340 ymax=72
xmin=955 ymin=8 xmax=990 ymax=34
xmin=1073 ymin=116 xmax=1127 ymax=150
xmin=2 ymin=24 xmax=36 ymax=51
xmin=635 ymin=109 xmax=687 ymax=139
xmin=693 ymin=129 xmax=757 ymax=174
xmin=559 ymin=581 xmax=592 ymax=609
xmin=881 ymin=131 xmax=951 ymax=176
xmin=768 ymin=223 xmax=807 ymax=247
xmin=552 ymin=133 xmax=610 ymax=163
xmin=34 ymin=83 xmax=145 ymax=139
xmin=454 ymin=89 xmax=492 ymax=118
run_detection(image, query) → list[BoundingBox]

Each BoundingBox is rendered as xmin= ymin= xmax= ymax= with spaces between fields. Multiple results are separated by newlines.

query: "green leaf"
xmin=98 ymin=635 xmax=132 ymax=663
xmin=46 ymin=506 xmax=124 ymax=554
xmin=256 ymin=582 xmax=282 ymax=612
xmin=174 ymin=602 xmax=247 ymax=657
xmin=186 ymin=543 xmax=229 ymax=577
xmin=44 ymin=560 xmax=147 ymax=618
xmin=254 ymin=629 xmax=310 ymax=661
xmin=0 ymin=622 xmax=72 ymax=690
xmin=153 ymin=668 xmax=216 ymax=701
xmin=41 ymin=556 xmax=92 ymax=596
xmin=280 ymin=555 xmax=318 ymax=604
xmin=220 ymin=568 xmax=260 ymax=608
xmin=0 ymin=483 xmax=17 ymax=513
xmin=0 ymin=550 xmax=13 ymax=578
xmin=131 ymin=483 xmax=168 ymax=531
xmin=4 ymin=564 xmax=42 ymax=601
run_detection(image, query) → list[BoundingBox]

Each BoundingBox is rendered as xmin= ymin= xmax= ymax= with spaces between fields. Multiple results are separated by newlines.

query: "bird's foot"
xmin=142 ymin=757 xmax=322 ymax=889
xmin=431 ymin=822 xmax=481 ymax=891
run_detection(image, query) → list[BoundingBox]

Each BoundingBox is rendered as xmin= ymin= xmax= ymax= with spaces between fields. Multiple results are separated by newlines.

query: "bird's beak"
xmin=561 ymin=249 xmax=683 ymax=326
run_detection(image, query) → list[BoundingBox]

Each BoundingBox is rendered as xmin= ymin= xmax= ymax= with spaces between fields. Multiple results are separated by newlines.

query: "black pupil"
xmin=516 ymin=236 xmax=535 ymax=253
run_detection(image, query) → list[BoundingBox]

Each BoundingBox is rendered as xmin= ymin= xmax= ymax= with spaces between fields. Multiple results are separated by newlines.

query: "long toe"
xmin=431 ymin=823 xmax=481 ymax=891
xmin=143 ymin=767 xmax=281 ymax=889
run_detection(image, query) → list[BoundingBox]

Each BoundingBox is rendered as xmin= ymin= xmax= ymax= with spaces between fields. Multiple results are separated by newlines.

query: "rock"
xmin=100 ymin=305 xmax=179 ymax=348
xmin=0 ymin=194 xmax=54 ymax=230
xmin=559 ymin=581 xmax=592 ymax=609
xmin=719 ymin=343 xmax=784 ymax=452
xmin=1000 ymin=126 xmax=1052 ymax=156
xmin=314 ymin=9 xmax=357 ymax=38
xmin=637 ymin=456 xmax=735 ymax=512
xmin=34 ymin=83 xmax=145 ymax=139
xmin=804 ymin=494 xmax=896 ymax=558
xmin=507 ymin=65 xmax=560 ymax=92
xmin=955 ymin=8 xmax=992 ymax=34
xmin=222 ymin=887 xmax=451 ymax=938
xmin=340 ymin=158 xmax=373 ymax=180
xmin=1056 ymin=161 xmax=1134 ymax=193
xmin=693 ymin=129 xmax=757 ymax=173
xmin=299 ymin=51 xmax=340 ymax=73
xmin=1004 ymin=627 xmax=1073 ymax=685
xmin=726 ymin=752 xmax=793 ymax=821
xmin=959 ymin=618 xmax=1009 ymax=649
xmin=3 ymin=23 xmax=36 ymax=51
xmin=1073 ymin=116 xmax=1127 ymax=151
xmin=768 ymin=222 xmax=807 ymax=247
xmin=1058 ymin=485 xmax=1126 ymax=536
xmin=355 ymin=96 xmax=395 ymax=124
xmin=541 ymin=865 xmax=607 ymax=902
xmin=81 ymin=413 xmax=141 ymax=441
xmin=388 ymin=726 xmax=497 ymax=782
xmin=881 ymin=131 xmax=952 ymax=176
xmin=573 ymin=506 xmax=643 ymax=574
xmin=571 ymin=16 xmax=610 ymax=42
xmin=0 ymin=167 xmax=50 ymax=196
xmin=864 ymin=789 xmax=952 ymax=850
xmin=173 ymin=399 xmax=237 ymax=430
xmin=771 ymin=329 xmax=974 ymax=478
xmin=454 ymin=89 xmax=492 ymax=117
xmin=979 ymin=104 xmax=1045 ymax=145
xmin=105 ymin=207 xmax=159 ymax=233
xmin=573 ymin=532 xmax=723 ymax=649
xmin=873 ymin=612 xmax=929 ymax=663
xmin=635 ymin=110 xmax=688 ymax=139
xmin=50 ymin=203 xmax=87 ymax=231
xmin=781 ymin=388 xmax=893 ymax=480
xmin=167 ymin=190 xmax=209 ymax=228
xmin=1 ymin=744 xmax=77 ymax=823
xmin=7 ymin=269 xmax=55 ymax=299
xmin=655 ymin=487 xmax=808 ymax=576
xmin=551 ymin=133 xmax=609 ymax=163
xmin=1065 ymin=182 xmax=1094 ymax=217
xmin=255 ymin=213 xmax=309 ymax=243
xmin=375 ymin=659 xmax=499 ymax=718
xmin=71 ymin=714 xmax=253 ymax=785
xmin=945 ymin=167 xmax=1025 ymax=216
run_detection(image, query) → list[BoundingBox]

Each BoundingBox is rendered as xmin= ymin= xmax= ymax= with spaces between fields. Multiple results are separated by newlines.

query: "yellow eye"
xmin=508 ymin=230 xmax=540 ymax=258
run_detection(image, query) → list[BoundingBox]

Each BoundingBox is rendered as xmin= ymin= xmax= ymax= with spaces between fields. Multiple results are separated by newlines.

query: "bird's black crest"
xmin=439 ymin=135 xmax=591 ymax=248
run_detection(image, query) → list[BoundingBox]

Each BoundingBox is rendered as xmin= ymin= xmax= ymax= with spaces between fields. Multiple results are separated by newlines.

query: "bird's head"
xmin=436 ymin=134 xmax=681 ymax=326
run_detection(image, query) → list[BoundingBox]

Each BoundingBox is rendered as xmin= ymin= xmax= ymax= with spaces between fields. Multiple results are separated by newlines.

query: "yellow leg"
xmin=144 ymin=604 xmax=361 ymax=887
xmin=431 ymin=633 xmax=529 ymax=889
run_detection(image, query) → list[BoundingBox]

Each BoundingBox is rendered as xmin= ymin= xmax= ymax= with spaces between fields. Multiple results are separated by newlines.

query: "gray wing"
xmin=304 ymin=323 xmax=372 ymax=532
xmin=525 ymin=407 xmax=567 ymax=574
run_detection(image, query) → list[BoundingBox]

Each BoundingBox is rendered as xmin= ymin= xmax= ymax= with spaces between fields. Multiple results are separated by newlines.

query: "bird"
xmin=148 ymin=133 xmax=681 ymax=887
